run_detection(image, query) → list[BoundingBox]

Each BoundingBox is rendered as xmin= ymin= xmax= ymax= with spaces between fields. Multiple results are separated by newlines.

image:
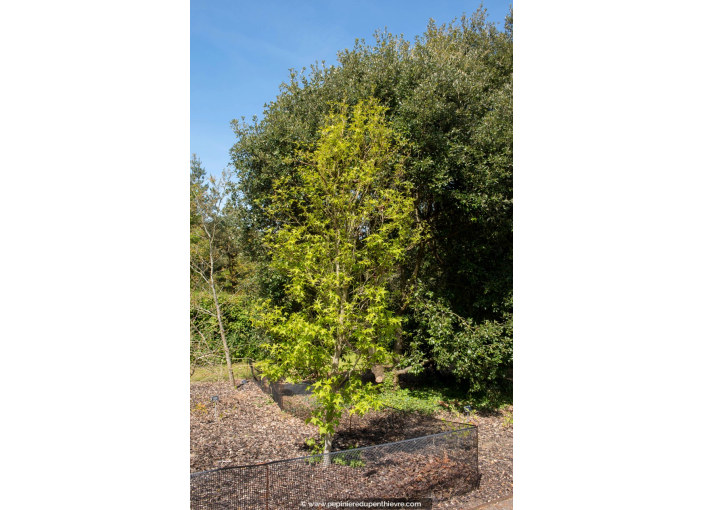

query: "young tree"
xmin=255 ymin=100 xmax=420 ymax=459
xmin=190 ymin=161 xmax=238 ymax=388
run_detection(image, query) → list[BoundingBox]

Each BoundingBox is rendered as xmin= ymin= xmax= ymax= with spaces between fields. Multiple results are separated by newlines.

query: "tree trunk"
xmin=394 ymin=327 xmax=403 ymax=355
xmin=371 ymin=363 xmax=386 ymax=383
xmin=322 ymin=432 xmax=333 ymax=466
xmin=211 ymin=284 xmax=235 ymax=388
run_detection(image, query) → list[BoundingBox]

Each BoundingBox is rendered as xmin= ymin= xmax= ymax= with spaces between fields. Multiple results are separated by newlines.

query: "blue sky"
xmin=191 ymin=0 xmax=513 ymax=178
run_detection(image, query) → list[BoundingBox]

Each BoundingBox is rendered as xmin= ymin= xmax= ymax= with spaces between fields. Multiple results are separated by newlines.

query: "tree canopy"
xmin=255 ymin=100 xmax=420 ymax=455
xmin=230 ymin=7 xmax=513 ymax=404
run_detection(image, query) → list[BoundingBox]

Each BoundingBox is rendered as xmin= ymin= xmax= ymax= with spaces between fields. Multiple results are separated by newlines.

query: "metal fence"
xmin=191 ymin=425 xmax=479 ymax=509
xmin=190 ymin=361 xmax=480 ymax=509
xmin=248 ymin=362 xmax=316 ymax=421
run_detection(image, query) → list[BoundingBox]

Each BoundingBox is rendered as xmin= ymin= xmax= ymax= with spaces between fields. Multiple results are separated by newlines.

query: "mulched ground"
xmin=434 ymin=408 xmax=513 ymax=509
xmin=191 ymin=381 xmax=512 ymax=509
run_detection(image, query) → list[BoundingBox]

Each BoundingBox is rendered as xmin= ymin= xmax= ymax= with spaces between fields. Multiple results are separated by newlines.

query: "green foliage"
xmin=230 ymin=7 xmax=513 ymax=399
xmin=468 ymin=388 xmax=512 ymax=411
xmin=190 ymin=164 xmax=252 ymax=294
xmin=190 ymin=159 xmax=265 ymax=390
xmin=190 ymin=291 xmax=264 ymax=365
xmin=333 ymin=449 xmax=365 ymax=468
xmin=304 ymin=437 xmax=324 ymax=454
xmin=190 ymin=153 xmax=207 ymax=188
xmin=254 ymin=99 xmax=420 ymax=446
xmin=380 ymin=388 xmax=442 ymax=415
xmin=378 ymin=366 xmax=511 ymax=413
xmin=304 ymin=437 xmax=324 ymax=464
xmin=503 ymin=411 xmax=513 ymax=427
xmin=379 ymin=376 xmax=467 ymax=415
xmin=409 ymin=285 xmax=512 ymax=396
xmin=304 ymin=438 xmax=365 ymax=467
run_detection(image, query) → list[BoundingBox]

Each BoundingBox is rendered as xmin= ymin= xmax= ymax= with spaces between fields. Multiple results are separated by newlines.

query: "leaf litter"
xmin=191 ymin=381 xmax=511 ymax=508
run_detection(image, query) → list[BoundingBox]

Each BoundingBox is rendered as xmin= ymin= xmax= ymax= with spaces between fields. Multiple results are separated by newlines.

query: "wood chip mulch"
xmin=191 ymin=381 xmax=512 ymax=509
xmin=434 ymin=407 xmax=513 ymax=509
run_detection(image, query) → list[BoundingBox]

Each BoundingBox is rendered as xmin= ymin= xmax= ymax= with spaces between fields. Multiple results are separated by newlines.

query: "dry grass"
xmin=190 ymin=363 xmax=252 ymax=382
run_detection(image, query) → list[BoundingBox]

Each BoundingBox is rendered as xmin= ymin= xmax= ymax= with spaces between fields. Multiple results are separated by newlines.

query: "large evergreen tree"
xmin=231 ymin=7 xmax=513 ymax=399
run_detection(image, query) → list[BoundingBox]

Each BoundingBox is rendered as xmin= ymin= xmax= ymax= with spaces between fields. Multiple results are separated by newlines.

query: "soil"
xmin=191 ymin=381 xmax=512 ymax=509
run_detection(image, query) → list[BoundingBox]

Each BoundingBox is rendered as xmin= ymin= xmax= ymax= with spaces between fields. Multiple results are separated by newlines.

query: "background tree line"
xmin=191 ymin=7 xmax=512 ymax=412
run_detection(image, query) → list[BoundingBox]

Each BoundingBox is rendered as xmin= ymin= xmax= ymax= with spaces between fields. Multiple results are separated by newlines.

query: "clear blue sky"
xmin=191 ymin=0 xmax=513 ymax=178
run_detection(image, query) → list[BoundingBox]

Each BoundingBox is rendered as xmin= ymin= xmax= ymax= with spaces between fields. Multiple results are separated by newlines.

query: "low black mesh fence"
xmin=191 ymin=425 xmax=479 ymax=509
xmin=249 ymin=362 xmax=316 ymax=421
xmin=190 ymin=361 xmax=480 ymax=509
xmin=247 ymin=363 xmax=466 ymax=438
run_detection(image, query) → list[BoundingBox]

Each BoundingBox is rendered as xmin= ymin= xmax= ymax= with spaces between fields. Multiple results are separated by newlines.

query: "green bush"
xmin=408 ymin=287 xmax=512 ymax=406
xmin=190 ymin=291 xmax=265 ymax=366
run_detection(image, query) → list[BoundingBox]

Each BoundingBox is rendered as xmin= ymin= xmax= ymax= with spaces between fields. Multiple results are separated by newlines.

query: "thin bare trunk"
xmin=192 ymin=172 xmax=236 ymax=389
xmin=323 ymin=248 xmax=345 ymax=463
xmin=211 ymin=285 xmax=235 ymax=388
xmin=394 ymin=328 xmax=404 ymax=356
xmin=209 ymin=231 xmax=235 ymax=388
xmin=322 ymin=432 xmax=333 ymax=465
